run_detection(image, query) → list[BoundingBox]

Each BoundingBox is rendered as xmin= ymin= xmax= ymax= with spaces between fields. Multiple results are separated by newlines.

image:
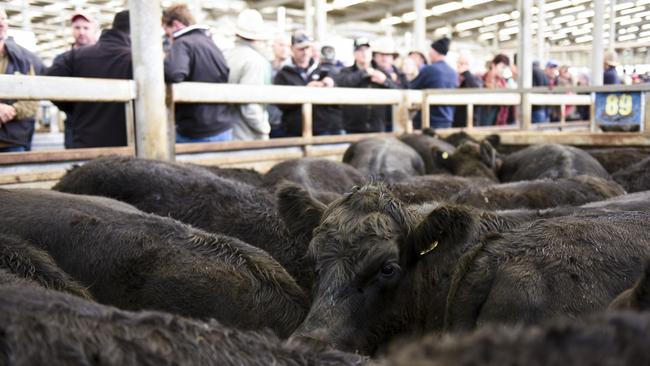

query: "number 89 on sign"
xmin=595 ymin=92 xmax=643 ymax=126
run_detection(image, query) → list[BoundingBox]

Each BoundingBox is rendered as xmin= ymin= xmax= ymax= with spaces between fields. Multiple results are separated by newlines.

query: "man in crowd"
xmin=453 ymin=52 xmax=482 ymax=127
xmin=163 ymin=3 xmax=232 ymax=143
xmin=335 ymin=37 xmax=401 ymax=133
xmin=273 ymin=31 xmax=342 ymax=136
xmin=409 ymin=37 xmax=457 ymax=128
xmin=224 ymin=9 xmax=271 ymax=140
xmin=532 ymin=60 xmax=549 ymax=123
xmin=52 ymin=11 xmax=98 ymax=148
xmin=47 ymin=10 xmax=131 ymax=148
xmin=604 ymin=51 xmax=621 ymax=85
xmin=0 ymin=6 xmax=44 ymax=152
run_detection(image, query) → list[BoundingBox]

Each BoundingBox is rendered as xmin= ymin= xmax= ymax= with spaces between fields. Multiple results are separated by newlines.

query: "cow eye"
xmin=380 ymin=264 xmax=397 ymax=278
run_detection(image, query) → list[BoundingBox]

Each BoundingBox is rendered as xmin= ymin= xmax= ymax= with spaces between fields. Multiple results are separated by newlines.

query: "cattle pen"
xmin=1 ymin=1 xmax=650 ymax=188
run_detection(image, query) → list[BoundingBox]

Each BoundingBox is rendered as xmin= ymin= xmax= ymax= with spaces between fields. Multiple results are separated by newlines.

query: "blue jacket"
xmin=0 ymin=38 xmax=44 ymax=148
xmin=410 ymin=60 xmax=458 ymax=128
xmin=604 ymin=66 xmax=620 ymax=85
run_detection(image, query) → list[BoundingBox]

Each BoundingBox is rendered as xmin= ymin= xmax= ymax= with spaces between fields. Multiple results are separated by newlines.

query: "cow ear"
xmin=479 ymin=140 xmax=497 ymax=170
xmin=276 ymin=181 xmax=326 ymax=240
xmin=434 ymin=148 xmax=452 ymax=170
xmin=404 ymin=205 xmax=474 ymax=266
xmin=484 ymin=134 xmax=501 ymax=149
xmin=422 ymin=127 xmax=437 ymax=137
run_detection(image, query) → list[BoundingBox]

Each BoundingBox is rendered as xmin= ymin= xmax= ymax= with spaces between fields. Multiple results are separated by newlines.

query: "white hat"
xmin=235 ymin=9 xmax=269 ymax=41
xmin=604 ymin=51 xmax=620 ymax=67
xmin=371 ymin=38 xmax=398 ymax=56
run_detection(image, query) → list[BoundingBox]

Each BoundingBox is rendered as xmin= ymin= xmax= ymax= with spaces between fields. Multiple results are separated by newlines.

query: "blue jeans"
xmin=532 ymin=108 xmax=549 ymax=123
xmin=315 ymin=129 xmax=346 ymax=136
xmin=0 ymin=145 xmax=27 ymax=152
xmin=176 ymin=130 xmax=232 ymax=143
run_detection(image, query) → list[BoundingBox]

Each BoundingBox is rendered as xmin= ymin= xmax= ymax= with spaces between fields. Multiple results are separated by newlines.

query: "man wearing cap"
xmin=163 ymin=3 xmax=232 ymax=143
xmin=70 ymin=12 xmax=97 ymax=49
xmin=604 ymin=51 xmax=621 ymax=85
xmin=224 ymin=9 xmax=272 ymax=140
xmin=335 ymin=37 xmax=402 ymax=133
xmin=0 ymin=6 xmax=44 ymax=152
xmin=273 ymin=31 xmax=343 ymax=136
xmin=410 ymin=37 xmax=457 ymax=129
xmin=46 ymin=10 xmax=132 ymax=148
xmin=50 ymin=11 xmax=97 ymax=148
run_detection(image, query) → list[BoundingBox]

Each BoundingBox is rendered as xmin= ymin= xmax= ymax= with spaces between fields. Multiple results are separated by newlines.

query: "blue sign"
xmin=594 ymin=92 xmax=644 ymax=126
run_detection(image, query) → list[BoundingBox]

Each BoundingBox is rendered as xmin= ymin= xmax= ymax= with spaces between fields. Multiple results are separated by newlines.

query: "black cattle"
xmin=54 ymin=156 xmax=313 ymax=289
xmin=609 ymin=261 xmax=650 ymax=311
xmin=343 ymin=137 xmax=425 ymax=183
xmin=0 ymin=284 xmax=367 ymax=366
xmin=378 ymin=312 xmax=650 ymax=366
xmin=0 ymin=234 xmax=92 ymax=300
xmin=388 ymin=175 xmax=494 ymax=204
xmin=434 ymin=140 xmax=500 ymax=181
xmin=281 ymin=184 xmax=650 ymax=354
xmin=587 ymin=147 xmax=650 ymax=174
xmin=0 ymin=189 xmax=307 ymax=338
xmin=398 ymin=133 xmax=455 ymax=174
xmin=612 ymin=156 xmax=650 ymax=193
xmin=200 ymin=165 xmax=265 ymax=187
xmin=451 ymin=175 xmax=625 ymax=210
xmin=499 ymin=144 xmax=610 ymax=182
xmin=263 ymin=158 xmax=365 ymax=204
xmin=442 ymin=131 xmax=500 ymax=149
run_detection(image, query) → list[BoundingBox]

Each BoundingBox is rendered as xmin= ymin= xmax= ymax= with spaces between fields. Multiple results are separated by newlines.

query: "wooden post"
xmin=302 ymin=103 xmax=313 ymax=156
xmin=521 ymin=93 xmax=532 ymax=130
xmin=129 ymin=0 xmax=173 ymax=161
xmin=125 ymin=101 xmax=135 ymax=148
xmin=560 ymin=103 xmax=566 ymax=127
xmin=466 ymin=104 xmax=474 ymax=130
xmin=590 ymin=93 xmax=597 ymax=133
xmin=397 ymin=93 xmax=411 ymax=134
xmin=421 ymin=92 xmax=430 ymax=129
xmin=165 ymin=84 xmax=177 ymax=158
xmin=639 ymin=92 xmax=650 ymax=133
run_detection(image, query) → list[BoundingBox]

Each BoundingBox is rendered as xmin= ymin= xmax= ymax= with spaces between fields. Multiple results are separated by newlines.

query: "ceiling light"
xmin=619 ymin=33 xmax=637 ymax=41
xmin=431 ymin=2 xmax=463 ymax=15
xmin=482 ymin=13 xmax=511 ymax=25
xmin=545 ymin=0 xmax=572 ymax=11
xmin=462 ymin=0 xmax=493 ymax=7
xmin=456 ymin=19 xmax=483 ymax=31
xmin=572 ymin=27 xmax=591 ymax=35
xmin=614 ymin=2 xmax=636 ymax=11
xmin=380 ymin=16 xmax=403 ymax=26
xmin=577 ymin=9 xmax=595 ymax=18
xmin=567 ymin=18 xmax=590 ymax=26
xmin=621 ymin=6 xmax=646 ymax=15
xmin=478 ymin=32 xmax=495 ymax=40
xmin=575 ymin=35 xmax=593 ymax=42
xmin=560 ymin=5 xmax=586 ymax=14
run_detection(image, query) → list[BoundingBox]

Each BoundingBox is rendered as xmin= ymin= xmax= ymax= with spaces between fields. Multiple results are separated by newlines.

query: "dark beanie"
xmin=112 ymin=10 xmax=130 ymax=33
xmin=431 ymin=37 xmax=450 ymax=55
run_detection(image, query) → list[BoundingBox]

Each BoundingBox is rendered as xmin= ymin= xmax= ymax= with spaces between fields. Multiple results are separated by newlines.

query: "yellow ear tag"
xmin=442 ymin=152 xmax=449 ymax=159
xmin=420 ymin=240 xmax=439 ymax=256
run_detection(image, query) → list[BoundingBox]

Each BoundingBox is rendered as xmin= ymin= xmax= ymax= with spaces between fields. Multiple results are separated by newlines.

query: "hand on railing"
xmin=307 ymin=77 xmax=335 ymax=88
xmin=0 ymin=103 xmax=17 ymax=124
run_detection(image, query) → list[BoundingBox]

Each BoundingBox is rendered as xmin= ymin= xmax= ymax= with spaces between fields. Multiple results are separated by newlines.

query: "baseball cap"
xmin=353 ymin=37 xmax=370 ymax=51
xmin=546 ymin=59 xmax=559 ymax=68
xmin=71 ymin=11 xmax=93 ymax=23
xmin=291 ymin=32 xmax=313 ymax=49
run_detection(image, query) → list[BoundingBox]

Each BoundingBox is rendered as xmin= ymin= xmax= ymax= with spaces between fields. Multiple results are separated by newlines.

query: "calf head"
xmin=435 ymin=140 xmax=499 ymax=181
xmin=279 ymin=183 xmax=481 ymax=355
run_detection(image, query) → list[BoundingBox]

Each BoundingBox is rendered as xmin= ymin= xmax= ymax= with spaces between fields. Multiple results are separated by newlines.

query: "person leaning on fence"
xmin=604 ymin=51 xmax=621 ymax=85
xmin=272 ymin=31 xmax=343 ymax=137
xmin=224 ymin=9 xmax=272 ymax=141
xmin=162 ymin=3 xmax=233 ymax=143
xmin=46 ymin=10 xmax=131 ymax=149
xmin=409 ymin=37 xmax=458 ymax=129
xmin=51 ymin=11 xmax=98 ymax=149
xmin=334 ymin=37 xmax=401 ymax=134
xmin=0 ymin=7 xmax=44 ymax=153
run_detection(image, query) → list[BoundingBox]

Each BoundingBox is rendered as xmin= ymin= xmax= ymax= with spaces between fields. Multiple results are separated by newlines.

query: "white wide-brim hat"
xmin=235 ymin=9 xmax=270 ymax=41
xmin=371 ymin=37 xmax=398 ymax=56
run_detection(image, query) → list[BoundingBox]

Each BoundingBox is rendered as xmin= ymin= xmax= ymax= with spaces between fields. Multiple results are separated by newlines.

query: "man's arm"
xmin=237 ymin=60 xmax=270 ymax=135
xmin=333 ymin=68 xmax=367 ymax=87
xmin=164 ymin=41 xmax=191 ymax=83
